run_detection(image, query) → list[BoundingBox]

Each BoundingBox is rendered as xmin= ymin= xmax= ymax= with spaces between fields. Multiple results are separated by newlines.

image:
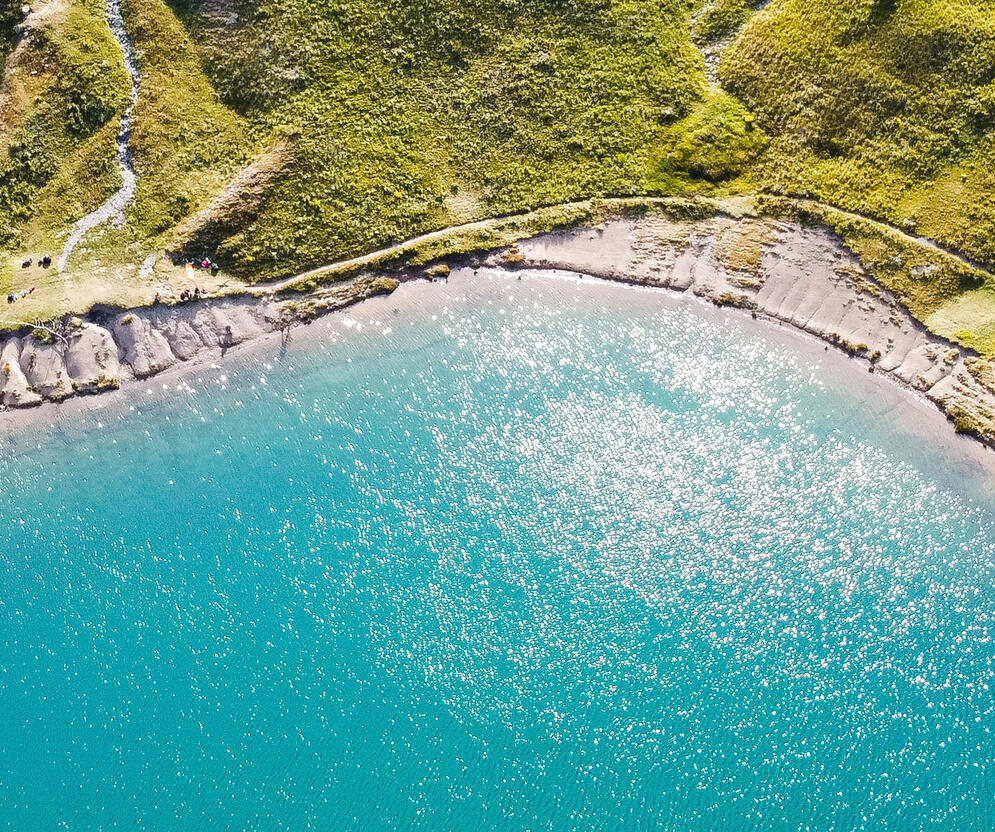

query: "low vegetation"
xmin=0 ymin=0 xmax=992 ymax=360
xmin=694 ymin=0 xmax=756 ymax=44
xmin=723 ymin=0 xmax=995 ymax=267
xmin=651 ymin=89 xmax=768 ymax=189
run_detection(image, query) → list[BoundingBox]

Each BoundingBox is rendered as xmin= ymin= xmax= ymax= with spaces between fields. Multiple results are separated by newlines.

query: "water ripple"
xmin=0 ymin=273 xmax=991 ymax=830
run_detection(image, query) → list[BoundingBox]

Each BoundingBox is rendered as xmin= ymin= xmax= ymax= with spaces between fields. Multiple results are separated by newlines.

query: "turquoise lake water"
xmin=1 ymin=270 xmax=993 ymax=830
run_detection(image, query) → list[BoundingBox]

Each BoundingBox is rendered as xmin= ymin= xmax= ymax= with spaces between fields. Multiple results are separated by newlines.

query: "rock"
xmin=425 ymin=263 xmax=450 ymax=279
xmin=0 ymin=340 xmax=40 ymax=407
xmin=188 ymin=304 xmax=264 ymax=349
xmin=65 ymin=324 xmax=121 ymax=393
xmin=154 ymin=314 xmax=210 ymax=361
xmin=909 ymin=263 xmax=939 ymax=280
xmin=19 ymin=338 xmax=75 ymax=401
xmin=928 ymin=361 xmax=995 ymax=443
xmin=113 ymin=313 xmax=177 ymax=378
xmin=893 ymin=343 xmax=953 ymax=390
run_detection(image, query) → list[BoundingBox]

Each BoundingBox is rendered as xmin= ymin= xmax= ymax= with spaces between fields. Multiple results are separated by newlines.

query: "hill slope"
xmin=723 ymin=0 xmax=995 ymax=264
xmin=0 ymin=0 xmax=993 ymax=348
xmin=165 ymin=0 xmax=709 ymax=280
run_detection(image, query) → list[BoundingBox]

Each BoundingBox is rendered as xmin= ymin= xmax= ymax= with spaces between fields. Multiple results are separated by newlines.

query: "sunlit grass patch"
xmin=926 ymin=290 xmax=995 ymax=355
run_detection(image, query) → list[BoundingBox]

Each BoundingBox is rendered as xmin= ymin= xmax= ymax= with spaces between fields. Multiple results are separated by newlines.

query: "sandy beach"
xmin=3 ymin=216 xmax=995 ymax=452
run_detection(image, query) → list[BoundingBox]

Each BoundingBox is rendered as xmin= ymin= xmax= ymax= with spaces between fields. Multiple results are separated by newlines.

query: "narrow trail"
xmin=247 ymin=195 xmax=995 ymax=297
xmin=689 ymin=0 xmax=724 ymax=87
xmin=57 ymin=0 xmax=139 ymax=275
xmin=783 ymin=195 xmax=995 ymax=277
xmin=249 ymin=212 xmax=552 ymax=294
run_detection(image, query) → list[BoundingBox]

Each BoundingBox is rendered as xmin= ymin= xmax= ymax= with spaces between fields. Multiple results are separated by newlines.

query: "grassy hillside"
xmin=121 ymin=0 xmax=251 ymax=239
xmin=0 ymin=0 xmax=994 ymax=352
xmin=160 ymin=0 xmax=716 ymax=280
xmin=0 ymin=0 xmax=255 ymax=322
xmin=59 ymin=0 xmax=255 ymax=271
xmin=723 ymin=0 xmax=995 ymax=266
xmin=0 ymin=0 xmax=734 ymax=294
xmin=0 ymin=0 xmax=130 ymax=251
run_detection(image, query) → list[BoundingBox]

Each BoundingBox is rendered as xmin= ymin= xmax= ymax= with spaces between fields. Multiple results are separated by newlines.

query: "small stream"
xmin=58 ymin=0 xmax=139 ymax=274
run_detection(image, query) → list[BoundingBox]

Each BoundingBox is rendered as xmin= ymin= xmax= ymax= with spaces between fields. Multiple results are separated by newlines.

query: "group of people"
xmin=7 ymin=286 xmax=36 ymax=304
xmin=153 ymin=286 xmax=203 ymax=305
xmin=185 ymin=256 xmax=219 ymax=276
xmin=170 ymin=254 xmax=219 ymax=302
xmin=8 ymin=254 xmax=49 ymax=302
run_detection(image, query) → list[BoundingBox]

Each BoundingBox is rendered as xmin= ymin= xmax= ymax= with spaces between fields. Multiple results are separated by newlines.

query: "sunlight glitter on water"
xmin=0 ymin=270 xmax=992 ymax=831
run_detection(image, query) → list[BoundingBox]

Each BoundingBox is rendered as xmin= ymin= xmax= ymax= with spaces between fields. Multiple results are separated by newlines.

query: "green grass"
xmin=650 ymin=88 xmax=767 ymax=189
xmin=723 ymin=0 xmax=995 ymax=266
xmin=54 ymin=0 xmax=256 ymax=274
xmin=1 ymin=0 xmax=729 ymax=288
xmin=120 ymin=0 xmax=252 ymax=238
xmin=0 ymin=0 xmax=138 ymax=316
xmin=926 ymin=291 xmax=995 ymax=356
xmin=159 ymin=0 xmax=708 ymax=281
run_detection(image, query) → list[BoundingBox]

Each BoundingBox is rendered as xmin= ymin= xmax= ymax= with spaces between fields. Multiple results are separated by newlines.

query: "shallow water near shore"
xmin=1 ymin=270 xmax=993 ymax=831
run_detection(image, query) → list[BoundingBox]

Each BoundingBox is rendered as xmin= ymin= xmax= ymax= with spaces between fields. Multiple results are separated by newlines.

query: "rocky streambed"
xmin=58 ymin=0 xmax=141 ymax=274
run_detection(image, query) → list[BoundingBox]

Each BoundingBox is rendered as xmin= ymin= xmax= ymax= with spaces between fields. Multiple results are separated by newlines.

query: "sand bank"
xmin=507 ymin=216 xmax=995 ymax=447
xmin=2 ymin=216 xmax=995 ymax=448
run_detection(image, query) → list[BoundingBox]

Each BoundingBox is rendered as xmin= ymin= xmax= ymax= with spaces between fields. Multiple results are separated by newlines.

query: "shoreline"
xmin=10 ymin=263 xmax=995 ymax=507
xmin=504 ymin=216 xmax=995 ymax=449
xmin=3 ymin=215 xmax=995 ymax=451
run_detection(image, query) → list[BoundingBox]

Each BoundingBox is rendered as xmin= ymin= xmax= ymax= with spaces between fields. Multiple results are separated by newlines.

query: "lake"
xmin=1 ymin=269 xmax=992 ymax=831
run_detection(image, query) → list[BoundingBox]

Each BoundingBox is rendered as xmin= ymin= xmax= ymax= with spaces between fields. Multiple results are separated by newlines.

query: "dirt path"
xmin=247 ymin=210 xmax=586 ymax=293
xmin=246 ymin=194 xmax=995 ymax=298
